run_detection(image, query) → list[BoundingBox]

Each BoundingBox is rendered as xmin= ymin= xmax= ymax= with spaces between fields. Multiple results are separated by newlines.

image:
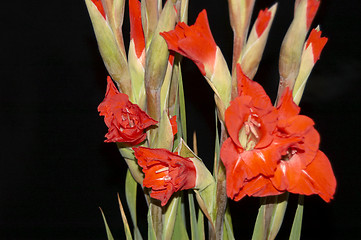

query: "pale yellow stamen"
xmin=155 ymin=167 xmax=169 ymax=174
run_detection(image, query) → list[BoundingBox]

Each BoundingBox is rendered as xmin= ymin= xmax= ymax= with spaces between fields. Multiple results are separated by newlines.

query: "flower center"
xmin=239 ymin=111 xmax=261 ymax=151
xmin=281 ymin=148 xmax=298 ymax=161
xmin=121 ymin=107 xmax=137 ymax=129
xmin=155 ymin=166 xmax=171 ymax=181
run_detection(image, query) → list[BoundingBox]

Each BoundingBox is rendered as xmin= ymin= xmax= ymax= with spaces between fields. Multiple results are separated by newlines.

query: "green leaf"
xmin=153 ymin=111 xmax=174 ymax=151
xmin=197 ymin=207 xmax=205 ymax=240
xmin=223 ymin=205 xmax=234 ymax=240
xmin=188 ymin=191 xmax=199 ymax=240
xmin=252 ymin=202 xmax=267 ymax=240
xmin=117 ymin=194 xmax=134 ymax=240
xmin=118 ymin=147 xmax=143 ymax=185
xmin=125 ymin=170 xmax=143 ymax=240
xmin=163 ymin=195 xmax=180 ymax=240
xmin=289 ymin=195 xmax=304 ymax=240
xmin=178 ymin=64 xmax=187 ymax=143
xmin=213 ymin=109 xmax=220 ymax=178
xmin=147 ymin=204 xmax=158 ymax=240
xmin=172 ymin=193 xmax=189 ymax=240
xmin=252 ymin=193 xmax=289 ymax=240
xmin=99 ymin=208 xmax=115 ymax=240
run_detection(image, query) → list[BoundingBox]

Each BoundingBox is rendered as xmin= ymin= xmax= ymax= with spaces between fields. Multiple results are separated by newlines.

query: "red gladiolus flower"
xmin=133 ymin=147 xmax=197 ymax=206
xmin=226 ymin=89 xmax=336 ymax=202
xmin=98 ymin=77 xmax=158 ymax=145
xmin=91 ymin=0 xmax=106 ymax=19
xmin=306 ymin=28 xmax=328 ymax=63
xmin=269 ymin=89 xmax=336 ymax=202
xmin=160 ymin=10 xmax=217 ymax=76
xmin=220 ymin=66 xmax=278 ymax=201
xmin=255 ymin=8 xmax=272 ymax=37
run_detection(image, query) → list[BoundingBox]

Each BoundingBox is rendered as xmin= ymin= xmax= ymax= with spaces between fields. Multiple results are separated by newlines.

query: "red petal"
xmin=306 ymin=28 xmax=328 ymax=63
xmin=170 ymin=115 xmax=177 ymax=135
xmin=233 ymin=175 xmax=282 ymax=201
xmin=255 ymin=8 xmax=272 ymax=37
xmin=133 ymin=147 xmax=196 ymax=206
xmin=225 ymin=96 xmax=252 ymax=148
xmin=129 ymin=0 xmax=145 ymax=58
xmin=91 ymin=0 xmax=106 ymax=19
xmin=306 ymin=0 xmax=320 ymax=29
xmin=160 ymin=10 xmax=217 ymax=76
xmin=236 ymin=65 xmax=273 ymax=109
xmin=291 ymin=150 xmax=336 ymax=202
xmin=277 ymin=88 xmax=300 ymax=119
xmin=241 ymin=147 xmax=279 ymax=180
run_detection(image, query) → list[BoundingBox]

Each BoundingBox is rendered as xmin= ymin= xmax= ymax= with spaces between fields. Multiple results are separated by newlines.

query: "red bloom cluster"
xmin=98 ymin=77 xmax=158 ymax=145
xmin=220 ymin=66 xmax=336 ymax=202
xmin=133 ymin=147 xmax=197 ymax=206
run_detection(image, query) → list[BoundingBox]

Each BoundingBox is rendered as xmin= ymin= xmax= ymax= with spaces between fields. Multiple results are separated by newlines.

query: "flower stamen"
xmin=156 ymin=167 xmax=169 ymax=174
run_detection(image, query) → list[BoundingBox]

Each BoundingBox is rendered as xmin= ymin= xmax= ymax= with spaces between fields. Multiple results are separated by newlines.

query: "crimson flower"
xmin=269 ymin=89 xmax=336 ymax=202
xmin=133 ymin=147 xmax=197 ymax=206
xmin=222 ymin=83 xmax=336 ymax=202
xmin=220 ymin=66 xmax=278 ymax=201
xmin=160 ymin=10 xmax=217 ymax=76
xmin=98 ymin=77 xmax=158 ymax=145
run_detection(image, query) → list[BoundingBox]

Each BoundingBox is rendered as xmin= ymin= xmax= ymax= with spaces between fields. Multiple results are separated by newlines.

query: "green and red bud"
xmin=240 ymin=4 xmax=277 ymax=80
xmin=293 ymin=27 xmax=328 ymax=105
xmin=277 ymin=0 xmax=320 ymax=102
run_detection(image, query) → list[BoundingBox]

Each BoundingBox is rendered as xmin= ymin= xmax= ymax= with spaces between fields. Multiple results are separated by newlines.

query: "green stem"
xmin=214 ymin=123 xmax=229 ymax=240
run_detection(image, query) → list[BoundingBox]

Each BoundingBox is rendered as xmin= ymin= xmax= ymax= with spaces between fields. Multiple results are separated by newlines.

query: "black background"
xmin=1 ymin=0 xmax=360 ymax=239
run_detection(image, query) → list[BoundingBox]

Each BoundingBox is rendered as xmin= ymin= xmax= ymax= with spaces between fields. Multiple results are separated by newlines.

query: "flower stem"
xmin=214 ymin=123 xmax=229 ymax=240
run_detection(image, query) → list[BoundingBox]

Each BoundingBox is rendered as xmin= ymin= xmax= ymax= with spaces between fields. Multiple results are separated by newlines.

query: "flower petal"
xmin=160 ymin=10 xmax=217 ymax=76
xmin=129 ymin=0 xmax=145 ymax=58
xmin=290 ymin=150 xmax=336 ymax=202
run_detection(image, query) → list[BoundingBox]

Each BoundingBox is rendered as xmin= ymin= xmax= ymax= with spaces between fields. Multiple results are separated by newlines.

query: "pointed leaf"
xmin=99 ymin=208 xmax=115 ymax=240
xmin=172 ymin=193 xmax=190 ymax=240
xmin=197 ymin=207 xmax=205 ymax=240
xmin=147 ymin=204 xmax=158 ymax=240
xmin=223 ymin=205 xmax=234 ymax=240
xmin=178 ymin=64 xmax=187 ymax=143
xmin=153 ymin=110 xmax=174 ymax=151
xmin=162 ymin=196 xmax=179 ymax=240
xmin=188 ymin=191 xmax=199 ymax=240
xmin=117 ymin=194 xmax=134 ymax=240
xmin=289 ymin=195 xmax=304 ymax=240
xmin=125 ymin=170 xmax=143 ymax=240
